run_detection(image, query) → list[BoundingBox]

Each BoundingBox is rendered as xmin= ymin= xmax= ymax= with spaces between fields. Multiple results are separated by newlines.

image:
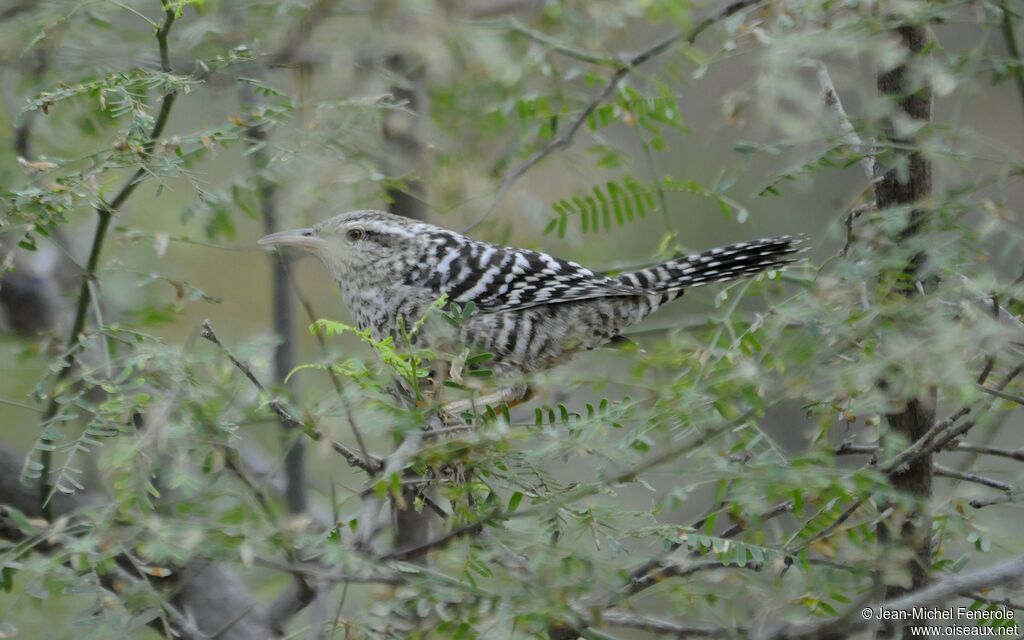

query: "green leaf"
xmin=507 ymin=491 xmax=524 ymax=512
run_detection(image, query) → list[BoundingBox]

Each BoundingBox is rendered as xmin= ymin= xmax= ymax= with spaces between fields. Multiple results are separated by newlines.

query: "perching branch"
xmin=462 ymin=0 xmax=767 ymax=233
xmin=37 ymin=0 xmax=179 ymax=521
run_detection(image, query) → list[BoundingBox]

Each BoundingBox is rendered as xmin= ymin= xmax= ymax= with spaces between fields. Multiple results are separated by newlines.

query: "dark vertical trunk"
xmin=382 ymin=50 xmax=436 ymax=559
xmin=383 ymin=52 xmax=429 ymax=222
xmin=874 ymin=24 xmax=934 ymax=622
xmin=264 ymin=186 xmax=305 ymax=516
xmin=242 ymin=87 xmax=307 ymax=516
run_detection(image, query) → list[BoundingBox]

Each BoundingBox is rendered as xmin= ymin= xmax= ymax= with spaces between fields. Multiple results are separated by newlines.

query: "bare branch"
xmin=953 ymin=443 xmax=1024 ymax=462
xmin=841 ymin=440 xmax=1024 ymax=464
xmin=934 ymin=465 xmax=1013 ymax=493
xmin=239 ymin=84 xmax=307 ymax=514
xmin=240 ymin=81 xmax=307 ymax=515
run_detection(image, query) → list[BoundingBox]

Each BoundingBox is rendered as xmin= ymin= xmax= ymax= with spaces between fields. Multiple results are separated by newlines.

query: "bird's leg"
xmin=426 ymin=360 xmax=450 ymax=407
xmin=442 ymin=384 xmax=533 ymax=418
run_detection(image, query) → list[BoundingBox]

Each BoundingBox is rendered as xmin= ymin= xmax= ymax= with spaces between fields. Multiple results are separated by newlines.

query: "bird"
xmin=259 ymin=210 xmax=803 ymax=409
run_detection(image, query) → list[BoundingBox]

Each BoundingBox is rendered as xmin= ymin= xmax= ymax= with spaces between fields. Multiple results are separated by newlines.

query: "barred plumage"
xmin=260 ymin=210 xmax=803 ymax=386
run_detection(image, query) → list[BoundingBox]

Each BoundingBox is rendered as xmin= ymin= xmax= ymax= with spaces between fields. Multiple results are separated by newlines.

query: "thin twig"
xmin=284 ymin=257 xmax=375 ymax=470
xmin=954 ymin=443 xmax=1024 ymax=462
xmin=620 ymin=500 xmax=792 ymax=599
xmin=253 ymin=556 xmax=402 ymax=586
xmin=352 ymin=426 xmax=431 ymax=549
xmin=199 ymin=320 xmax=381 ymax=473
xmin=881 ymin=405 xmax=973 ymax=475
xmin=462 ymin=0 xmax=767 ymax=233
xmin=786 ymin=498 xmax=865 ymax=555
xmin=625 ymin=559 xmax=761 ymax=596
xmin=840 ymin=441 xmax=1024 ymax=463
xmin=934 ymin=465 xmax=1013 ymax=493
xmin=977 ymin=384 xmax=1024 ymax=407
xmin=503 ymin=18 xmax=620 ymax=66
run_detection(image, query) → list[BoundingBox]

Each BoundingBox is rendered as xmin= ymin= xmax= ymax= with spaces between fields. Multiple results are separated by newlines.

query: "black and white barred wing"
xmin=415 ymin=232 xmax=803 ymax=314
xmin=421 ymin=236 xmax=645 ymax=314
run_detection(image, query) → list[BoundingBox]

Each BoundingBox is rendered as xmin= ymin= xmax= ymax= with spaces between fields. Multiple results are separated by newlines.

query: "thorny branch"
xmin=462 ymin=0 xmax=767 ymax=233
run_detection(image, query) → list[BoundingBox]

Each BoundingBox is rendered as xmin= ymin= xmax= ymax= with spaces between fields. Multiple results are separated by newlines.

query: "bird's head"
xmin=258 ymin=210 xmax=423 ymax=282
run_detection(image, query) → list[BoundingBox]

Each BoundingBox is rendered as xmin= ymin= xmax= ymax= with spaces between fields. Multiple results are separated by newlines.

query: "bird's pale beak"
xmin=258 ymin=228 xmax=323 ymax=250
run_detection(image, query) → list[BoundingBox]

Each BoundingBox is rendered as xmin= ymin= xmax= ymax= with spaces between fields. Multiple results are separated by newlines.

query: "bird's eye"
xmin=345 ymin=228 xmax=364 ymax=242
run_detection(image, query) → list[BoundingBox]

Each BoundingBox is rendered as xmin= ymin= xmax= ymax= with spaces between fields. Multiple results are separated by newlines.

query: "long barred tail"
xmin=618 ymin=235 xmax=805 ymax=295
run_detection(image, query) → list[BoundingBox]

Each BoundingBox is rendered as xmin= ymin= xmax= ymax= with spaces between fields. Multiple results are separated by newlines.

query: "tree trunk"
xmin=874 ymin=24 xmax=935 ymax=633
